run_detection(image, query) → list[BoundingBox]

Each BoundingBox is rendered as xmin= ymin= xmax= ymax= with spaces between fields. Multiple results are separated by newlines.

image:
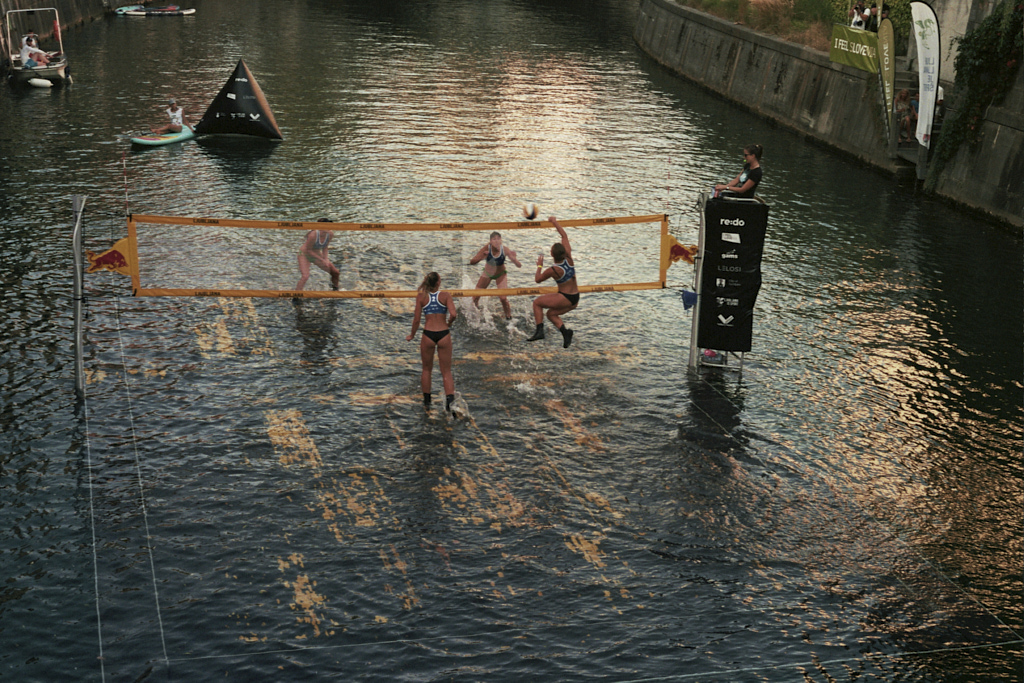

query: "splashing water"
xmin=448 ymin=391 xmax=470 ymax=419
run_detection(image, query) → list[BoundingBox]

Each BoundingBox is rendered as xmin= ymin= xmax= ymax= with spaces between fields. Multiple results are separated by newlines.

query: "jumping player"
xmin=526 ymin=216 xmax=577 ymax=348
xmin=469 ymin=231 xmax=522 ymax=319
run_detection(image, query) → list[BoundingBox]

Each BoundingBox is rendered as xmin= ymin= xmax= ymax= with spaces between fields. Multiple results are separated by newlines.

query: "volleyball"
xmin=523 ymin=202 xmax=538 ymax=220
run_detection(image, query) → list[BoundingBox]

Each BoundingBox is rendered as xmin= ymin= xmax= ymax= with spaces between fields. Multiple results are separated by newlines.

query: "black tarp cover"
xmin=194 ymin=60 xmax=283 ymax=139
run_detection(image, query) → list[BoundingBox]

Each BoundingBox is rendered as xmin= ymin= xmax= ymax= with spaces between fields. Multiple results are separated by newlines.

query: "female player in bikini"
xmin=468 ymin=231 xmax=522 ymax=319
xmin=526 ymin=217 xmax=577 ymax=348
xmin=407 ymin=272 xmax=458 ymax=412
xmin=296 ymin=218 xmax=341 ymax=291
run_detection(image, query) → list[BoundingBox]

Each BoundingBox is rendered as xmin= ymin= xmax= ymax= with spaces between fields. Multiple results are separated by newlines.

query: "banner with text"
xmin=911 ymin=1 xmax=940 ymax=147
xmin=878 ymin=18 xmax=896 ymax=129
xmin=697 ymin=199 xmax=769 ymax=352
xmin=830 ymin=24 xmax=879 ymax=72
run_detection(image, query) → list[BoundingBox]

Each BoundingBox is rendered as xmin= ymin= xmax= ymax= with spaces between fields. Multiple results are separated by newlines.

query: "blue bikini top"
xmin=554 ymin=260 xmax=575 ymax=284
xmin=423 ymin=291 xmax=447 ymax=315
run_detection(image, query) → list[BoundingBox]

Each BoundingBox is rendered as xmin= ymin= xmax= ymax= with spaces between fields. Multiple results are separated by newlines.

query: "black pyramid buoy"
xmin=194 ymin=60 xmax=283 ymax=139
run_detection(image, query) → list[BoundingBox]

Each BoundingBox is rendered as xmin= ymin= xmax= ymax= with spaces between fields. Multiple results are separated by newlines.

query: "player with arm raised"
xmin=526 ymin=216 xmax=578 ymax=348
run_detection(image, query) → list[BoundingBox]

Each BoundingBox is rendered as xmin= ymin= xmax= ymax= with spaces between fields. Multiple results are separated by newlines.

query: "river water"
xmin=0 ymin=0 xmax=1020 ymax=681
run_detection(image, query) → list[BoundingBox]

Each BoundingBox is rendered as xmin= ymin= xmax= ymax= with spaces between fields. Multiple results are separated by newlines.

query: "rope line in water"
xmin=113 ymin=296 xmax=170 ymax=666
xmin=690 ymin=374 xmax=1023 ymax=641
xmin=81 ymin=375 xmax=107 ymax=682
xmin=121 ymin=152 xmax=130 ymax=220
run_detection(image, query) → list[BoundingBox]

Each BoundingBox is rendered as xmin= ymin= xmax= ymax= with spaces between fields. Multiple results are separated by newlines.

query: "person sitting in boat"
xmin=19 ymin=32 xmax=50 ymax=68
xmin=151 ymin=98 xmax=190 ymax=135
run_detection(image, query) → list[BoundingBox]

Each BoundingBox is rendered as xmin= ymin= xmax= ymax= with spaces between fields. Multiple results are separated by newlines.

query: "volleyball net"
xmin=124 ymin=213 xmax=681 ymax=299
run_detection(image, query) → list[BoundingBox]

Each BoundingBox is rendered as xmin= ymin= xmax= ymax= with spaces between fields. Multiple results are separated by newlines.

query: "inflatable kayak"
xmin=123 ymin=7 xmax=195 ymax=16
xmin=130 ymin=126 xmax=196 ymax=146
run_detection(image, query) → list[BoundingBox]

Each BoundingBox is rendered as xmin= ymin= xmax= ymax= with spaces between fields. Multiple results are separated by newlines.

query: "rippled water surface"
xmin=1 ymin=0 xmax=1021 ymax=680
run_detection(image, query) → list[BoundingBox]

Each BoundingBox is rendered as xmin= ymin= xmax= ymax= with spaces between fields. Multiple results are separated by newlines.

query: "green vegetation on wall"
xmin=927 ymin=0 xmax=1023 ymax=188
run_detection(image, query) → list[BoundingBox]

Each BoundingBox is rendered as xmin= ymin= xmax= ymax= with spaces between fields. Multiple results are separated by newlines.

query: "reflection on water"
xmin=193 ymin=136 xmax=280 ymax=178
xmin=0 ymin=0 xmax=1020 ymax=680
xmin=293 ymin=299 xmax=340 ymax=368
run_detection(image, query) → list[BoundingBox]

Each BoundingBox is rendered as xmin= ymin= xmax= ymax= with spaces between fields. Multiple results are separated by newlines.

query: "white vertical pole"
xmin=72 ymin=195 xmax=87 ymax=397
xmin=688 ymin=191 xmax=709 ymax=370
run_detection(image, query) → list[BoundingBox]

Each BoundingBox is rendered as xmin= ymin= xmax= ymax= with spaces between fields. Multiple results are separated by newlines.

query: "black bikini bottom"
xmin=423 ymin=329 xmax=450 ymax=343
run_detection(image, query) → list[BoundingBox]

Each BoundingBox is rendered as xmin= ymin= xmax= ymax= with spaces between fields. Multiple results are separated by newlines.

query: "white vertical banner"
xmin=910 ymin=1 xmax=940 ymax=147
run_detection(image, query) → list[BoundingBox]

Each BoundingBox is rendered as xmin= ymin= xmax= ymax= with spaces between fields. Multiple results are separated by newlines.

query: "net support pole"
xmin=659 ymin=214 xmax=669 ymax=287
xmin=687 ymin=192 xmax=709 ymax=371
xmin=127 ymin=216 xmax=140 ymax=295
xmin=72 ymin=195 xmax=87 ymax=398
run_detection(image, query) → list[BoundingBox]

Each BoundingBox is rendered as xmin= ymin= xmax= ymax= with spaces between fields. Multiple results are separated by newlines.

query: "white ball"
xmin=523 ymin=202 xmax=537 ymax=220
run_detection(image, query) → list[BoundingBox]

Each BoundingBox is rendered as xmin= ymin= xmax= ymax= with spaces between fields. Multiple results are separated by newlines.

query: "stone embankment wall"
xmin=634 ymin=0 xmax=894 ymax=171
xmin=634 ymin=0 xmax=1023 ymax=231
xmin=930 ymin=68 xmax=1023 ymax=229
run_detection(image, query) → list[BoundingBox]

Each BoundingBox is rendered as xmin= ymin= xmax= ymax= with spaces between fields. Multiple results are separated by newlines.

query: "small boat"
xmin=130 ymin=125 xmax=196 ymax=147
xmin=123 ymin=7 xmax=195 ymax=16
xmin=114 ymin=5 xmax=179 ymax=14
xmin=4 ymin=8 xmax=70 ymax=88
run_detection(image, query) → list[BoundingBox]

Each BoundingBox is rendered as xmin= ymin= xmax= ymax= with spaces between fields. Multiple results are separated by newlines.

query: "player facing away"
xmin=469 ymin=231 xmax=522 ymax=319
xmin=407 ymin=271 xmax=458 ymax=412
xmin=526 ymin=216 xmax=578 ymax=348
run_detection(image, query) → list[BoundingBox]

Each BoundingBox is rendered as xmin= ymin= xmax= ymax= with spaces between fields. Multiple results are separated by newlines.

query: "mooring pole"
xmin=72 ymin=195 xmax=87 ymax=398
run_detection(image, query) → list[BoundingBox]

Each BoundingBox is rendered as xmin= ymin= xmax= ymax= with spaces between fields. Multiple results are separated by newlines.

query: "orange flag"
xmin=86 ymin=237 xmax=132 ymax=276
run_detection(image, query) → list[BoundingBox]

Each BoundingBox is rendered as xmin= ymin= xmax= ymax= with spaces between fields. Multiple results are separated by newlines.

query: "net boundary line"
xmin=129 ymin=213 xmax=667 ymax=232
xmin=132 ymin=282 xmax=666 ymax=299
xmin=126 ymin=214 xmax=673 ymax=297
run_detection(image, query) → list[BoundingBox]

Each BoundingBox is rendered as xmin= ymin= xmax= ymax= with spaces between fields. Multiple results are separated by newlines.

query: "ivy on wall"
xmin=927 ymin=0 xmax=1023 ymax=187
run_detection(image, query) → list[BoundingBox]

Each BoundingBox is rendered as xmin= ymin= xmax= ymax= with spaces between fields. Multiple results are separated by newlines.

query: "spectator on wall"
xmin=866 ymin=2 xmax=880 ymax=31
xmin=849 ymin=1 xmax=870 ymax=29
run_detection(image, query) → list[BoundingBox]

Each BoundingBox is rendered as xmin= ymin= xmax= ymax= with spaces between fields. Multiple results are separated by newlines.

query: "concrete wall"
xmin=2 ymin=0 xmax=112 ymax=32
xmin=926 ymin=0 xmax=978 ymax=83
xmin=931 ymin=68 xmax=1024 ymax=228
xmin=634 ymin=0 xmax=1023 ymax=231
xmin=634 ymin=0 xmax=896 ymax=171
